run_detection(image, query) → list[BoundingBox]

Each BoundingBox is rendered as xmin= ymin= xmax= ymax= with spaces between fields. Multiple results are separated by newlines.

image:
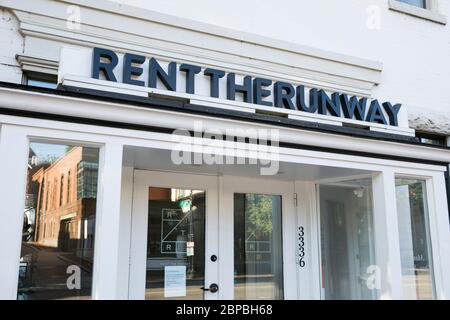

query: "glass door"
xmin=233 ymin=193 xmax=284 ymax=299
xmin=129 ymin=170 xmax=219 ymax=300
xmin=220 ymin=176 xmax=298 ymax=300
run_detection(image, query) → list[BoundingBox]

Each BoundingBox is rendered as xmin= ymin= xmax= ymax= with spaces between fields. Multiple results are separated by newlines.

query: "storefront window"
xmin=319 ymin=178 xmax=377 ymax=300
xmin=25 ymin=72 xmax=57 ymax=89
xmin=416 ymin=132 xmax=447 ymax=146
xmin=398 ymin=0 xmax=426 ymax=8
xmin=18 ymin=142 xmax=99 ymax=300
xmin=395 ymin=178 xmax=435 ymax=299
xmin=234 ymin=193 xmax=283 ymax=300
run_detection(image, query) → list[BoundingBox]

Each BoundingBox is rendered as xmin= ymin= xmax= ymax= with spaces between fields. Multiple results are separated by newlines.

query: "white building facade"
xmin=0 ymin=0 xmax=449 ymax=300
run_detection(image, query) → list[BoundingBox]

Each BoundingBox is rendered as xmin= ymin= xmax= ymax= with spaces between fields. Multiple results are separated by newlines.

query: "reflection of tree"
xmin=396 ymin=179 xmax=423 ymax=203
xmin=65 ymin=146 xmax=74 ymax=153
xmin=409 ymin=183 xmax=423 ymax=206
xmin=35 ymin=155 xmax=59 ymax=165
xmin=245 ymin=194 xmax=273 ymax=236
xmin=396 ymin=179 xmax=429 ymax=269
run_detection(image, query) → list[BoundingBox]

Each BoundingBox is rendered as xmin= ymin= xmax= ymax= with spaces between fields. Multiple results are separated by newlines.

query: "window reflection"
xmin=395 ymin=178 xmax=435 ymax=299
xmin=416 ymin=132 xmax=446 ymax=146
xmin=18 ymin=142 xmax=99 ymax=300
xmin=234 ymin=193 xmax=283 ymax=300
xmin=398 ymin=0 xmax=426 ymax=8
xmin=319 ymin=178 xmax=377 ymax=300
xmin=26 ymin=72 xmax=57 ymax=89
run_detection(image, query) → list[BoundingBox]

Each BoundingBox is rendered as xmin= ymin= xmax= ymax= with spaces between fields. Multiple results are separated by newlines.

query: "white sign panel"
xmin=164 ymin=266 xmax=186 ymax=298
xmin=57 ymin=47 xmax=414 ymax=136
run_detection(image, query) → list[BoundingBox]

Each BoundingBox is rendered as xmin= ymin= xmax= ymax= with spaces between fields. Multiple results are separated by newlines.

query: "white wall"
xmin=0 ymin=8 xmax=23 ymax=83
xmin=1 ymin=0 xmax=449 ymax=134
xmin=109 ymin=0 xmax=450 ymax=134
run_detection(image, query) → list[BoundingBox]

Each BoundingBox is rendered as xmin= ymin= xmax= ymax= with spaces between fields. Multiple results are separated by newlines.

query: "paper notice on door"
xmin=164 ymin=266 xmax=186 ymax=297
xmin=186 ymin=241 xmax=194 ymax=256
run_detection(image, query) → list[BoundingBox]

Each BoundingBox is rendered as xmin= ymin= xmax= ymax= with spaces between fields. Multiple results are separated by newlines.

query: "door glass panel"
xmin=146 ymin=187 xmax=205 ymax=300
xmin=319 ymin=178 xmax=377 ymax=300
xmin=395 ymin=178 xmax=435 ymax=299
xmin=233 ymin=193 xmax=283 ymax=300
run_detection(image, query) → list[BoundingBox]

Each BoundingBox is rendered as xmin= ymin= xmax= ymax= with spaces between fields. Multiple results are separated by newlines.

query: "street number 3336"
xmin=298 ymin=226 xmax=305 ymax=267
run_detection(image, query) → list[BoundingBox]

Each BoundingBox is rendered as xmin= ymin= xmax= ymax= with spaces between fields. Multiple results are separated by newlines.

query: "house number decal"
xmin=298 ymin=226 xmax=305 ymax=267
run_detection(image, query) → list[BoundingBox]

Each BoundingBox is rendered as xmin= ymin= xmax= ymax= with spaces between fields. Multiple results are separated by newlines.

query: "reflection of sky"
xmin=27 ymin=79 xmax=57 ymax=89
xmin=30 ymin=142 xmax=69 ymax=161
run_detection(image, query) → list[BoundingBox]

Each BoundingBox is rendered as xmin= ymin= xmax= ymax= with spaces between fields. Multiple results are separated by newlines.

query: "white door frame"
xmin=219 ymin=175 xmax=297 ymax=300
xmin=129 ymin=171 xmax=297 ymax=300
xmin=129 ymin=170 xmax=219 ymax=300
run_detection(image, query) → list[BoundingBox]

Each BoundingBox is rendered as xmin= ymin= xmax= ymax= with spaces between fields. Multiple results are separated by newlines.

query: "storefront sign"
xmin=91 ymin=47 xmax=402 ymax=127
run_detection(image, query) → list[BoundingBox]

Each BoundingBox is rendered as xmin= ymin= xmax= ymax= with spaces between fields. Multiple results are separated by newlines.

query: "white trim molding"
xmin=16 ymin=54 xmax=59 ymax=76
xmin=0 ymin=87 xmax=449 ymax=168
xmin=59 ymin=0 xmax=382 ymax=71
xmin=0 ymin=125 xmax=29 ymax=299
xmin=60 ymin=73 xmax=414 ymax=137
xmin=0 ymin=0 xmax=383 ymax=97
xmin=388 ymin=0 xmax=447 ymax=25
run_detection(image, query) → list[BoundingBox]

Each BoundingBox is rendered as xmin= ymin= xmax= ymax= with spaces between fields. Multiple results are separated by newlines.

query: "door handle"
xmin=200 ymin=283 xmax=219 ymax=293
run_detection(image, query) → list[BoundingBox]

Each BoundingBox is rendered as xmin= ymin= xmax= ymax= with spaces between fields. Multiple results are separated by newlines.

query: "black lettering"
xmin=149 ymin=58 xmax=176 ymax=91
xmin=318 ymin=90 xmax=340 ymax=117
xmin=204 ymin=68 xmax=225 ymax=98
xmin=382 ymin=102 xmax=402 ymax=126
xmin=340 ymin=94 xmax=367 ymax=121
xmin=179 ymin=63 xmax=201 ymax=94
xmin=122 ymin=53 xmax=145 ymax=86
xmin=253 ymin=78 xmax=272 ymax=107
xmin=274 ymin=81 xmax=295 ymax=109
xmin=366 ymin=100 xmax=387 ymax=124
xmin=296 ymin=85 xmax=317 ymax=113
xmin=227 ymin=73 xmax=252 ymax=103
xmin=92 ymin=47 xmax=118 ymax=82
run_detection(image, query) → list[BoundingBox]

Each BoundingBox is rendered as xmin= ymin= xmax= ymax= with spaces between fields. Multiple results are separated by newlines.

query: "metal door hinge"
xmin=294 ymin=193 xmax=298 ymax=207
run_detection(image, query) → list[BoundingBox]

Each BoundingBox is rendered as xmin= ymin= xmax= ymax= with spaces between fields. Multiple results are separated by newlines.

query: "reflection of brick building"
xmin=31 ymin=147 xmax=98 ymax=259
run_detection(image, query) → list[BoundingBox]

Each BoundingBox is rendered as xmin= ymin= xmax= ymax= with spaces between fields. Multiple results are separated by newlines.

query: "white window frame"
xmin=392 ymin=175 xmax=437 ymax=299
xmin=16 ymin=55 xmax=58 ymax=77
xmin=314 ymin=173 xmax=379 ymax=300
xmin=314 ymin=170 xmax=450 ymax=300
xmin=386 ymin=171 xmax=450 ymax=299
xmin=0 ymin=120 xmax=124 ymax=300
xmin=16 ymin=55 xmax=59 ymax=89
xmin=389 ymin=0 xmax=447 ymax=24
